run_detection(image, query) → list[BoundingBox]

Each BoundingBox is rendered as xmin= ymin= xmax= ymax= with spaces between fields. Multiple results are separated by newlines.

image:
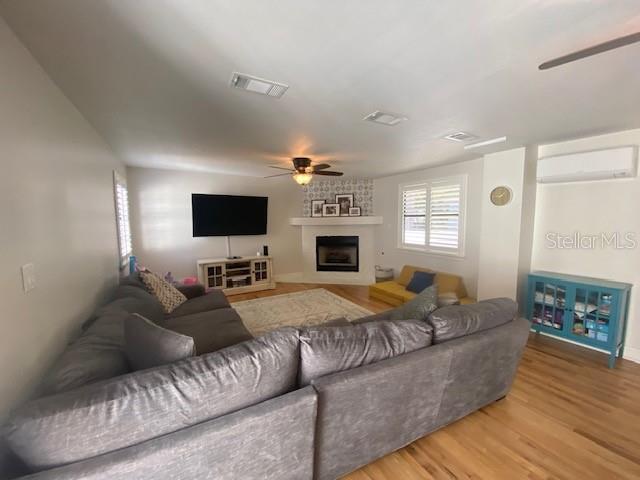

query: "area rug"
xmin=233 ymin=288 xmax=373 ymax=336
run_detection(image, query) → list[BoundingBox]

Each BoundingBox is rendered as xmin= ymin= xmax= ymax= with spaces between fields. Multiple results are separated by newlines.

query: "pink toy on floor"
xmin=182 ymin=276 xmax=198 ymax=285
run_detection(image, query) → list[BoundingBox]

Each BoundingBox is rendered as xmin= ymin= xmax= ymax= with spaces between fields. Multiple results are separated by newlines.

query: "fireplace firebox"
xmin=316 ymin=236 xmax=359 ymax=272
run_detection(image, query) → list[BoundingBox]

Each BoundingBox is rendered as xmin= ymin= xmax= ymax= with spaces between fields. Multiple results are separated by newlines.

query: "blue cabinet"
xmin=526 ymin=271 xmax=631 ymax=368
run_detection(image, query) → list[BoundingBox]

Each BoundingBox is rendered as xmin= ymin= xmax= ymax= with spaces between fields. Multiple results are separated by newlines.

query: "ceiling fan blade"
xmin=268 ymin=165 xmax=294 ymax=171
xmin=264 ymin=173 xmax=292 ymax=178
xmin=314 ymin=171 xmax=343 ymax=176
xmin=311 ymin=163 xmax=332 ymax=171
xmin=539 ymin=31 xmax=640 ymax=70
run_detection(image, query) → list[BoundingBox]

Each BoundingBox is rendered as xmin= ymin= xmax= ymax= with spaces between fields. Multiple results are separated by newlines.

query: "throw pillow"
xmin=438 ymin=292 xmax=460 ymax=307
xmin=406 ymin=271 xmax=436 ymax=293
xmin=391 ymin=284 xmax=439 ymax=321
xmin=139 ymin=271 xmax=187 ymax=314
xmin=298 ymin=320 xmax=433 ymax=386
xmin=124 ymin=313 xmax=195 ymax=370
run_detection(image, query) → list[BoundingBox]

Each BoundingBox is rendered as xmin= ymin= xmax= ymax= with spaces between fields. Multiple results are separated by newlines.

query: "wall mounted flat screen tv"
xmin=192 ymin=194 xmax=268 ymax=237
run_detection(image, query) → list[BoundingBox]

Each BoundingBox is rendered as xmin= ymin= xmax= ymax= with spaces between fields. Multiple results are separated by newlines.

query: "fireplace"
xmin=316 ymin=236 xmax=359 ymax=272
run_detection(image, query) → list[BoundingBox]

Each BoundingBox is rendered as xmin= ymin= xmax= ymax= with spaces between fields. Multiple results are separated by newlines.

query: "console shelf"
xmin=196 ymin=256 xmax=275 ymax=296
xmin=526 ymin=271 xmax=631 ymax=368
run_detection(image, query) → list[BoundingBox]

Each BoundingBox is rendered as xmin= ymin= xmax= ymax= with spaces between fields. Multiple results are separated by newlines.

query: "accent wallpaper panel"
xmin=302 ymin=179 xmax=374 ymax=216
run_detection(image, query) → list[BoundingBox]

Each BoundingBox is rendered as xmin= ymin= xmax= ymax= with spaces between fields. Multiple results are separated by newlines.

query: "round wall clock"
xmin=490 ymin=186 xmax=512 ymax=206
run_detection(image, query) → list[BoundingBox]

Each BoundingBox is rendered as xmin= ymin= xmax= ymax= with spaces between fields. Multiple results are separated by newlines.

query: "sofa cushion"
xmin=396 ymin=265 xmax=432 ymax=287
xmin=395 ymin=265 xmax=468 ymax=300
xmin=168 ymin=289 xmax=231 ymax=318
xmin=438 ymin=292 xmax=460 ymax=307
xmin=352 ymin=310 xmax=394 ymax=324
xmin=162 ymin=308 xmax=253 ymax=355
xmin=125 ymin=313 xmax=195 ymax=370
xmin=369 ymin=281 xmax=416 ymax=302
xmin=39 ymin=311 xmax=130 ymax=396
xmin=119 ymin=272 xmax=146 ymax=290
xmin=139 ymin=271 xmax=187 ymax=314
xmin=98 ymin=291 xmax=165 ymax=325
xmin=428 ymin=297 xmax=517 ymax=343
xmin=298 ymin=320 xmax=432 ymax=386
xmin=406 ymin=271 xmax=436 ymax=293
xmin=175 ymin=283 xmax=206 ymax=300
xmin=3 ymin=328 xmax=300 ymax=471
xmin=390 ymin=284 xmax=438 ymax=322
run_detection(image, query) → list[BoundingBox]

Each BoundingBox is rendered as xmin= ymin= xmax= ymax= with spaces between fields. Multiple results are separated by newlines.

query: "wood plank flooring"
xmin=229 ymin=283 xmax=640 ymax=480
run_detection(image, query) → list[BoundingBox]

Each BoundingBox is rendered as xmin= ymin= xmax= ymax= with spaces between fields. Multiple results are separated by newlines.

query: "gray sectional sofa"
xmin=2 ymin=276 xmax=530 ymax=480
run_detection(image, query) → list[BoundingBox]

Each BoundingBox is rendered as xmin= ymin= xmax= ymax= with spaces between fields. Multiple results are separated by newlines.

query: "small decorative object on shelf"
xmin=526 ymin=271 xmax=631 ymax=368
xmin=349 ymin=206 xmax=361 ymax=216
xmin=311 ymin=200 xmax=325 ymax=217
xmin=129 ymin=255 xmax=137 ymax=274
xmin=335 ymin=193 xmax=354 ymax=216
xmin=322 ymin=203 xmax=340 ymax=217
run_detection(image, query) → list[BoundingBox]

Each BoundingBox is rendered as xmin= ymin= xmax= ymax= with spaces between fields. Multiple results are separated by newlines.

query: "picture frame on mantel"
xmin=323 ymin=203 xmax=340 ymax=217
xmin=349 ymin=207 xmax=361 ymax=216
xmin=335 ymin=194 xmax=354 ymax=216
xmin=311 ymin=199 xmax=325 ymax=217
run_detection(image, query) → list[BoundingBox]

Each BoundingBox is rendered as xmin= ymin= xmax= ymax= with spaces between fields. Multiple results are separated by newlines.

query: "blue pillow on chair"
xmin=406 ymin=271 xmax=436 ymax=294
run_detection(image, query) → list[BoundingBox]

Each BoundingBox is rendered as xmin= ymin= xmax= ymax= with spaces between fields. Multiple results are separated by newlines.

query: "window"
xmin=113 ymin=171 xmax=132 ymax=266
xmin=399 ymin=176 xmax=465 ymax=256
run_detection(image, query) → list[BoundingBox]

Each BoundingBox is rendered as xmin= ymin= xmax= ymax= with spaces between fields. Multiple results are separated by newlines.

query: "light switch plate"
xmin=21 ymin=263 xmax=36 ymax=293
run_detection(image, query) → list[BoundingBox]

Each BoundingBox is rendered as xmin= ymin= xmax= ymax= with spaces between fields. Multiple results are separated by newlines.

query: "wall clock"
xmin=490 ymin=186 xmax=512 ymax=206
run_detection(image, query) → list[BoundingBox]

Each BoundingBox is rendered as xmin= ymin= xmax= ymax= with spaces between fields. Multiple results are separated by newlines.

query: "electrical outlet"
xmin=21 ymin=263 xmax=36 ymax=293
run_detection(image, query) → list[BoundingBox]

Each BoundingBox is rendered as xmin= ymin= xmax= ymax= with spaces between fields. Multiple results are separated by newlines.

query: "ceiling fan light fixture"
xmin=293 ymin=172 xmax=313 ymax=185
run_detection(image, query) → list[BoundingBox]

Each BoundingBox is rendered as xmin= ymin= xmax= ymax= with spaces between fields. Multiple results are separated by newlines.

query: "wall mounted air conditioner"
xmin=537 ymin=146 xmax=637 ymax=183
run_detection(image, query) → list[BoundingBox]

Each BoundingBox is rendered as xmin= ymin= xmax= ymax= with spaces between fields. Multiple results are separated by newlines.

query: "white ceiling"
xmin=1 ymin=0 xmax=639 ymax=177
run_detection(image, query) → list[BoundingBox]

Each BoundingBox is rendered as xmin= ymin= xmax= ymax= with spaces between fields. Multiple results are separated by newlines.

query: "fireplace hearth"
xmin=316 ymin=236 xmax=359 ymax=272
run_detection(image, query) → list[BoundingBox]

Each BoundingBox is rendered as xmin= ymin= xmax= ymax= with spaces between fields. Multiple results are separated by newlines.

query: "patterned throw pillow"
xmin=391 ymin=284 xmax=439 ymax=322
xmin=139 ymin=271 xmax=187 ymax=314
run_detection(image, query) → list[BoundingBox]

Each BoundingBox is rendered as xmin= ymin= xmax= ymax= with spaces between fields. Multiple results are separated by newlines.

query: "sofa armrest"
xmin=20 ymin=388 xmax=318 ymax=480
xmin=175 ymin=283 xmax=206 ymax=299
xmin=310 ymin=317 xmax=529 ymax=480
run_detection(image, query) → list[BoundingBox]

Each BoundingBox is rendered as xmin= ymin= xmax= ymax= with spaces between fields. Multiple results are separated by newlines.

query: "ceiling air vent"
xmin=230 ymin=72 xmax=288 ymax=98
xmin=364 ymin=110 xmax=408 ymax=126
xmin=443 ymin=132 xmax=477 ymax=142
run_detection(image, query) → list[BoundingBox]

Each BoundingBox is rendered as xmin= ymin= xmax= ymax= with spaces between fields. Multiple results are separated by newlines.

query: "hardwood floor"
xmin=229 ymin=283 xmax=640 ymax=480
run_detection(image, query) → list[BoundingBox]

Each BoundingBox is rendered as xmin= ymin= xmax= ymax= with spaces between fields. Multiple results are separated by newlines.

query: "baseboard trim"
xmin=623 ymin=346 xmax=640 ymax=364
xmin=273 ymin=272 xmax=304 ymax=283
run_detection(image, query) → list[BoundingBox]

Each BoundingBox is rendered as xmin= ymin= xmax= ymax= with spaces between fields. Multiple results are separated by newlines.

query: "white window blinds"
xmin=400 ymin=176 xmax=465 ymax=255
xmin=113 ymin=171 xmax=132 ymax=266
xmin=401 ymin=186 xmax=427 ymax=246
xmin=428 ymin=180 xmax=461 ymax=250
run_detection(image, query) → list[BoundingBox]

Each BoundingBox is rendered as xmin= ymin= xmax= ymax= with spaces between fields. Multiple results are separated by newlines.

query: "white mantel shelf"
xmin=290 ymin=216 xmax=383 ymax=226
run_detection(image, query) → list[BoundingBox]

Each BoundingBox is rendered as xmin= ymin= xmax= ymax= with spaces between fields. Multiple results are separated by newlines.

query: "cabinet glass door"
xmin=531 ymin=280 xmax=567 ymax=331
xmin=206 ymin=265 xmax=225 ymax=288
xmin=571 ymin=287 xmax=613 ymax=344
xmin=252 ymin=260 xmax=269 ymax=283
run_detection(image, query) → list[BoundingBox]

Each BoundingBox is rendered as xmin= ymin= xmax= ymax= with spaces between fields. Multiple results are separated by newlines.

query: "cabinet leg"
xmin=608 ymin=351 xmax=617 ymax=369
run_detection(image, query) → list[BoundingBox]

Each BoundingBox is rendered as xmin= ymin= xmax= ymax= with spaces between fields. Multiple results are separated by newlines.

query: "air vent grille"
xmin=230 ymin=73 xmax=289 ymax=98
xmin=364 ymin=111 xmax=408 ymax=126
xmin=443 ymin=132 xmax=477 ymax=142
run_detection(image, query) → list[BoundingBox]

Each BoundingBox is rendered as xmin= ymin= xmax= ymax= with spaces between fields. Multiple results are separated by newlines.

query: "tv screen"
xmin=192 ymin=194 xmax=268 ymax=237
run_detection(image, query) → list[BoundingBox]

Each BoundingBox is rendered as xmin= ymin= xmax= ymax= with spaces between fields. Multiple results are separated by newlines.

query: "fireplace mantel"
xmin=290 ymin=216 xmax=383 ymax=226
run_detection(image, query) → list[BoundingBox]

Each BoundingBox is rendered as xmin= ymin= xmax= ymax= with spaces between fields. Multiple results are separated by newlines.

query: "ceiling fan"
xmin=539 ymin=31 xmax=640 ymax=70
xmin=264 ymin=157 xmax=343 ymax=185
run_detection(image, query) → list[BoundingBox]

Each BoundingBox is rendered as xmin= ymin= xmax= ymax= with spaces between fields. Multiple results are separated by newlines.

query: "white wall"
xmin=0 ymin=16 xmax=124 ymax=424
xmin=532 ymin=129 xmax=640 ymax=363
xmin=373 ymin=158 xmax=483 ymax=297
xmin=477 ymin=147 xmax=537 ymax=303
xmin=127 ymin=167 xmax=304 ymax=280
